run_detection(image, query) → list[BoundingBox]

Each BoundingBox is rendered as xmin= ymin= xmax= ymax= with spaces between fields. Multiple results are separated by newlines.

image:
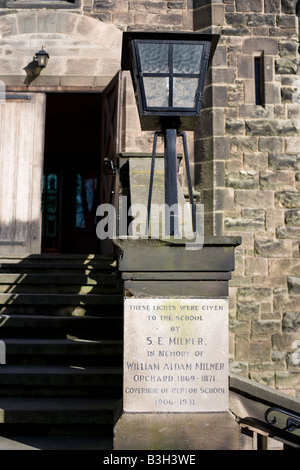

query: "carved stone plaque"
xmin=123 ymin=297 xmax=229 ymax=413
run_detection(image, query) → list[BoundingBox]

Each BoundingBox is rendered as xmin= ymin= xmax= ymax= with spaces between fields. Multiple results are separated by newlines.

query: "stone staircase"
xmin=0 ymin=254 xmax=123 ymax=450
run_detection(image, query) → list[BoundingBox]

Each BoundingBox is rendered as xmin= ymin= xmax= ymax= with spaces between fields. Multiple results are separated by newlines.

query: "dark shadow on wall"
xmin=23 ymin=60 xmax=43 ymax=86
xmin=297 ymin=0 xmax=300 ymax=54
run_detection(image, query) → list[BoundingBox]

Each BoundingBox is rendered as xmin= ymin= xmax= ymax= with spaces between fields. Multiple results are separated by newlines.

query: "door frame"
xmin=42 ymin=92 xmax=104 ymax=254
xmin=0 ymin=92 xmax=46 ymax=255
xmin=30 ymin=75 xmax=122 ymax=254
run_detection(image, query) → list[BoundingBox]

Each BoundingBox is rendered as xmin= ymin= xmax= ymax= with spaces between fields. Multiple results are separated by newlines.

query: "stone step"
xmin=0 ymin=255 xmax=117 ymax=274
xmin=0 ymin=435 xmax=113 ymax=450
xmin=0 ymin=314 xmax=123 ymax=339
xmin=0 ymin=254 xmax=123 ymax=444
xmin=0 ymin=293 xmax=123 ymax=306
xmin=0 ymin=284 xmax=118 ymax=295
xmin=0 ymin=397 xmax=118 ymax=424
xmin=0 ymin=273 xmax=118 ymax=285
xmin=0 ymin=365 xmax=122 ymax=386
xmin=3 ymin=338 xmax=123 ymax=364
xmin=0 ymin=387 xmax=120 ymax=399
xmin=0 ymin=304 xmax=123 ymax=316
xmin=3 ymin=337 xmax=123 ymax=350
xmin=0 ymin=254 xmax=117 ymax=268
xmin=0 ymin=314 xmax=122 ymax=327
xmin=0 ymin=293 xmax=123 ymax=316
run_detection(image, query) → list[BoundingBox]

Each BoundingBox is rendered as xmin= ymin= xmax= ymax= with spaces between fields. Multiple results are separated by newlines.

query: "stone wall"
xmin=92 ymin=0 xmax=300 ymax=398
xmin=88 ymin=0 xmax=193 ymax=31
xmin=195 ymin=0 xmax=300 ymax=398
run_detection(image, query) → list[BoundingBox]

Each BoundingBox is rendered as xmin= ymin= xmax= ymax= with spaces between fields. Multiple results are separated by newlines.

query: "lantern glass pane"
xmin=143 ymin=76 xmax=169 ymax=107
xmin=173 ymin=44 xmax=203 ymax=74
xmin=173 ymin=77 xmax=199 ymax=108
xmin=138 ymin=43 xmax=169 ymax=73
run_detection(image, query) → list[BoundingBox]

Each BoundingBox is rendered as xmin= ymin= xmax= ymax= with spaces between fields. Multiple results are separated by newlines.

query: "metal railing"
xmin=229 ymin=374 xmax=300 ymax=450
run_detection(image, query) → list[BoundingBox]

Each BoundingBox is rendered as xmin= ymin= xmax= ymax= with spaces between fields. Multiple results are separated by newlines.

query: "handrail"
xmin=229 ymin=374 xmax=300 ymax=449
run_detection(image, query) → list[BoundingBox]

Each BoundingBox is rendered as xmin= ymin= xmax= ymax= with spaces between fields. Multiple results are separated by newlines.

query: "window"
xmin=254 ymin=54 xmax=265 ymax=106
xmin=134 ymin=40 xmax=205 ymax=111
xmin=76 ymin=174 xmax=98 ymax=229
xmin=42 ymin=173 xmax=59 ymax=251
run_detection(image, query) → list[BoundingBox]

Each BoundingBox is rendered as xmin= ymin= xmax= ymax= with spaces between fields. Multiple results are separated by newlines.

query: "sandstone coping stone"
xmin=115 ymin=236 xmax=241 ymax=273
xmin=113 ymin=412 xmax=241 ymax=450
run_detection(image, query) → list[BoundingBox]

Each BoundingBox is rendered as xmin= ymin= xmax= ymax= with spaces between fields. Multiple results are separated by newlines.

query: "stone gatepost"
xmin=113 ymin=236 xmax=242 ymax=450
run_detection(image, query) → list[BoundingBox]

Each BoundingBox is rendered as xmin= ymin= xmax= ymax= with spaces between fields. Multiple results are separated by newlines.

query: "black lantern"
xmin=35 ymin=46 xmax=50 ymax=69
xmin=121 ymin=32 xmax=219 ymax=236
xmin=122 ymin=32 xmax=218 ymax=132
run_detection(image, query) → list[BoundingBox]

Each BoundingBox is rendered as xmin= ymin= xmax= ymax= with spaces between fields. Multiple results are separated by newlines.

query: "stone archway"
xmin=0 ymin=11 xmax=123 ymax=88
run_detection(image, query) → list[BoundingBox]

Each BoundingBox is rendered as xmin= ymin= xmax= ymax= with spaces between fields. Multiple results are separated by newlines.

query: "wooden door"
xmin=100 ymin=71 xmax=122 ymax=208
xmin=0 ymin=93 xmax=46 ymax=254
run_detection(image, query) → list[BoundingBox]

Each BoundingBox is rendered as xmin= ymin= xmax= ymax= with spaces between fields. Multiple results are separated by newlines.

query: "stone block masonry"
xmin=194 ymin=0 xmax=300 ymax=399
xmin=69 ymin=0 xmax=300 ymax=399
xmin=91 ymin=0 xmax=193 ymax=31
xmin=89 ymin=0 xmax=300 ymax=399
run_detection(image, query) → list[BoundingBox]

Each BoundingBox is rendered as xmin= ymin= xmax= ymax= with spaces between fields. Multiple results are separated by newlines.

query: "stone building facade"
xmin=194 ymin=0 xmax=300 ymax=399
xmin=0 ymin=0 xmax=299 ymax=399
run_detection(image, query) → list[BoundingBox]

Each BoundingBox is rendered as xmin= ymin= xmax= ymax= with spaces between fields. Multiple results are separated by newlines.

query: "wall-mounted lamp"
xmin=35 ymin=46 xmax=50 ymax=69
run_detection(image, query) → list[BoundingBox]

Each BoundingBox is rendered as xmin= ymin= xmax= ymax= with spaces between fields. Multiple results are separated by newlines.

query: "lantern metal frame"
xmin=35 ymin=46 xmax=50 ymax=69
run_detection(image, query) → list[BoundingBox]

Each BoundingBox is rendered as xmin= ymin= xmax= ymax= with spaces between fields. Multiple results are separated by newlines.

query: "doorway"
xmin=42 ymin=93 xmax=102 ymax=254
